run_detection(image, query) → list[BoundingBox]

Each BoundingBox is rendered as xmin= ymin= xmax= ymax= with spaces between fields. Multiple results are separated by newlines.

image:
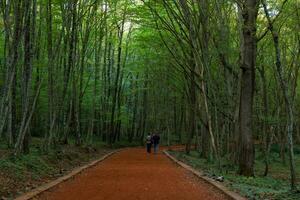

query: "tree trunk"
xmin=262 ymin=0 xmax=297 ymax=190
xmin=238 ymin=0 xmax=258 ymax=176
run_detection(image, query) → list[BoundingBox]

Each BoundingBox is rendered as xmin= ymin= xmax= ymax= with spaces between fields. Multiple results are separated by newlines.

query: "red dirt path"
xmin=38 ymin=148 xmax=230 ymax=200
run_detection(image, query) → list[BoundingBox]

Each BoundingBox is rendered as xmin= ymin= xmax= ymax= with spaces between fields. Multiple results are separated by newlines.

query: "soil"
xmin=38 ymin=148 xmax=230 ymax=200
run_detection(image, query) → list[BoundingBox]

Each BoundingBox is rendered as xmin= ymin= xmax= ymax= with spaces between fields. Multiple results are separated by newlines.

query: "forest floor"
xmin=0 ymin=137 xmax=116 ymax=199
xmin=169 ymin=147 xmax=300 ymax=200
xmin=35 ymin=147 xmax=229 ymax=200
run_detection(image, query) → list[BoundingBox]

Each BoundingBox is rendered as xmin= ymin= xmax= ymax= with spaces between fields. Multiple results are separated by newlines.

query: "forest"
xmin=0 ymin=0 xmax=299 ymax=199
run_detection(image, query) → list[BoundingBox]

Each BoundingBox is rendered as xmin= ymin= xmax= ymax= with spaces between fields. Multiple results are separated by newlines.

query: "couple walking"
xmin=146 ymin=133 xmax=160 ymax=154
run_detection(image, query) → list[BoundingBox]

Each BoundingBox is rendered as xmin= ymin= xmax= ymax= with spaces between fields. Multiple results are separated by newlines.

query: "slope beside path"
xmin=37 ymin=148 xmax=229 ymax=200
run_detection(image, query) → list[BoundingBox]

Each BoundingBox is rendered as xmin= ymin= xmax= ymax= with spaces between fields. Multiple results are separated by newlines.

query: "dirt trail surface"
xmin=37 ymin=148 xmax=230 ymax=200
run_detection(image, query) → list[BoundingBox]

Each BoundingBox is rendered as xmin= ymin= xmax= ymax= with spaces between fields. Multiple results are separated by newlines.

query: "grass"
xmin=0 ymin=151 xmax=55 ymax=180
xmin=169 ymin=146 xmax=300 ymax=200
xmin=0 ymin=137 xmax=112 ymax=198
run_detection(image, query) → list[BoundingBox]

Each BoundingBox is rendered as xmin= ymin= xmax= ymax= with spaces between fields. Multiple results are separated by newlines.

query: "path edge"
xmin=163 ymin=150 xmax=247 ymax=200
xmin=15 ymin=149 xmax=121 ymax=200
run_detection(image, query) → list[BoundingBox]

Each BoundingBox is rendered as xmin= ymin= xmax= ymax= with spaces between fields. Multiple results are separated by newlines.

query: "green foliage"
xmin=226 ymin=175 xmax=289 ymax=200
xmin=0 ymin=0 xmax=300 ymax=196
xmin=266 ymin=144 xmax=300 ymax=155
xmin=111 ymin=139 xmax=141 ymax=148
xmin=0 ymin=153 xmax=54 ymax=180
xmin=169 ymin=149 xmax=300 ymax=200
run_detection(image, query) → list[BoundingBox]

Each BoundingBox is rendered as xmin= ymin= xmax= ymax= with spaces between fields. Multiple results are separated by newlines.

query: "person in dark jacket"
xmin=152 ymin=133 xmax=160 ymax=154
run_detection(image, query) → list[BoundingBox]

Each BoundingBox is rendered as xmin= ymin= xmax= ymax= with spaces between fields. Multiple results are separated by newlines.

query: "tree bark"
xmin=238 ymin=0 xmax=258 ymax=176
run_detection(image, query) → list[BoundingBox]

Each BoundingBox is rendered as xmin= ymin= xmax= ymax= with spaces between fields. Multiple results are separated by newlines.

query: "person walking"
xmin=146 ymin=134 xmax=153 ymax=153
xmin=152 ymin=133 xmax=160 ymax=154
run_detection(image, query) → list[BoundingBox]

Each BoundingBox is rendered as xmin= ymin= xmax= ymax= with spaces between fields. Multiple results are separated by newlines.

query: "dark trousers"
xmin=147 ymin=143 xmax=152 ymax=153
xmin=154 ymin=144 xmax=159 ymax=153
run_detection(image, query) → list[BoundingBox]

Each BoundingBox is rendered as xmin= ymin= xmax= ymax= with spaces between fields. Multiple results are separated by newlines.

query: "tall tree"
xmin=238 ymin=0 xmax=259 ymax=176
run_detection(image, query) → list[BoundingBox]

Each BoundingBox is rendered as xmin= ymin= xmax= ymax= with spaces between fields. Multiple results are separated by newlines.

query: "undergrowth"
xmin=169 ymin=147 xmax=300 ymax=200
xmin=0 ymin=137 xmax=111 ymax=198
